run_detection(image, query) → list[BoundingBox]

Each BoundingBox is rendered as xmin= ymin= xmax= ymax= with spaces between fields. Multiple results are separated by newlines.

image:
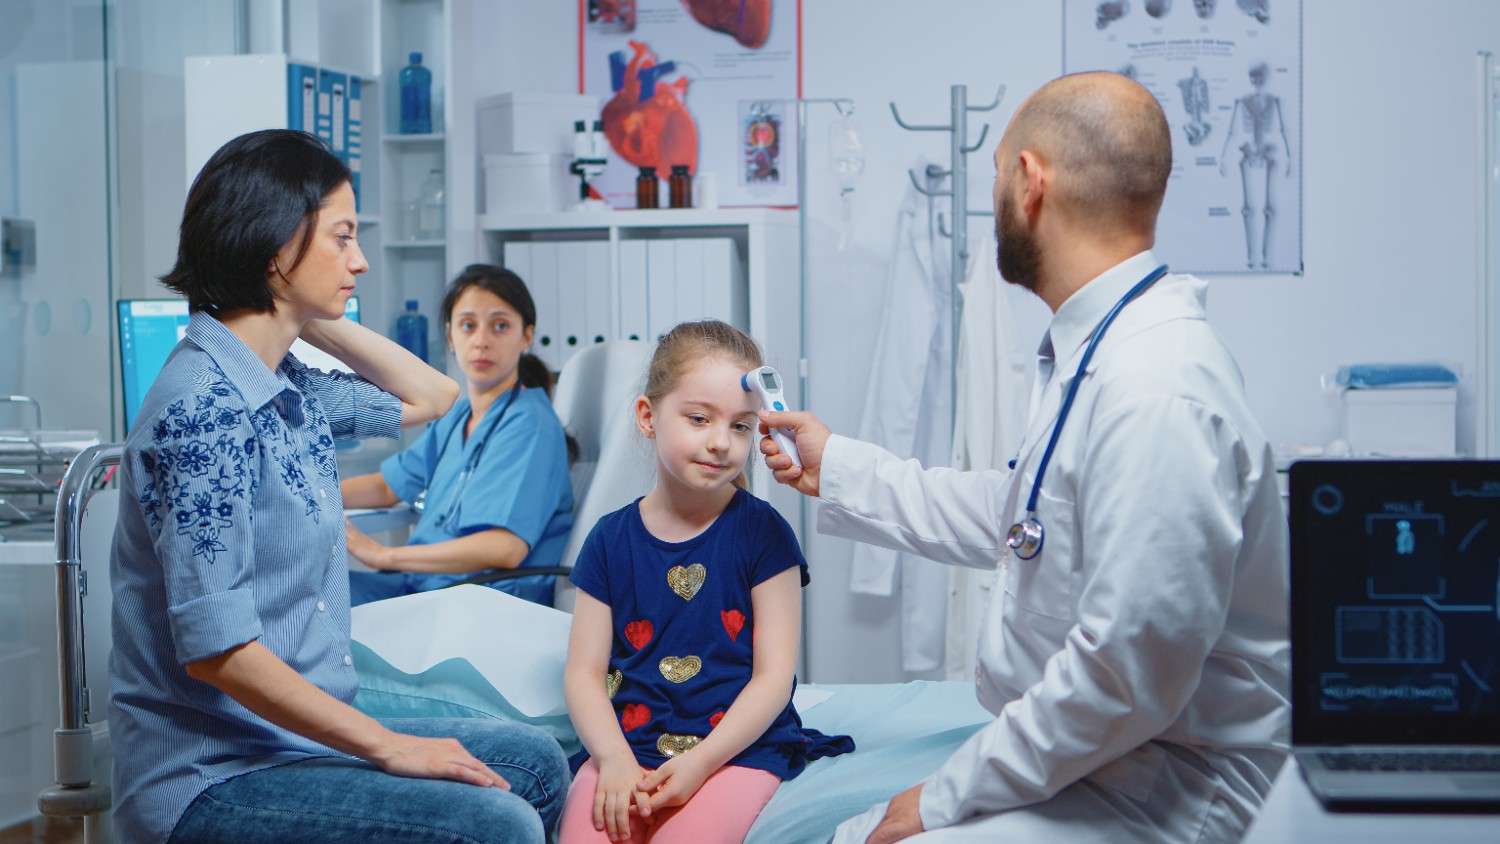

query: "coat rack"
xmin=889 ymin=83 xmax=1006 ymax=430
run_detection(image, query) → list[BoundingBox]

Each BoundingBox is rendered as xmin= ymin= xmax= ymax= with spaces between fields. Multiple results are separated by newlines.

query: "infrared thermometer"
xmin=742 ymin=366 xmax=801 ymax=468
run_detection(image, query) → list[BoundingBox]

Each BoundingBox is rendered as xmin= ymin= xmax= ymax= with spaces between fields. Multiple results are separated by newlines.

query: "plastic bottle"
xmin=636 ymin=166 xmax=659 ymax=209
xmin=399 ymin=52 xmax=432 ymax=134
xmin=669 ymin=164 xmax=692 ymax=208
xmin=396 ymin=300 xmax=429 ymax=363
xmin=417 ymin=168 xmax=444 ymax=240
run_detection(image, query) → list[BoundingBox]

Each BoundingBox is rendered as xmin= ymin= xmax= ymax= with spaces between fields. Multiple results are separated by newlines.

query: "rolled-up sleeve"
xmin=292 ymin=362 xmax=401 ymax=440
xmin=138 ymin=396 xmax=264 ymax=664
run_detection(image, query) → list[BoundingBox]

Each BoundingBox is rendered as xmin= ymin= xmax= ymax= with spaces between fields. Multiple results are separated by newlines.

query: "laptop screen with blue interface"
xmin=118 ymin=296 xmax=360 ymax=432
xmin=1290 ymin=460 xmax=1500 ymax=744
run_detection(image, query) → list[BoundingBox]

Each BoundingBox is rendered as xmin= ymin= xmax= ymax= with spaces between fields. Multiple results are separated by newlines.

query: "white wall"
xmin=453 ymin=0 xmax=1500 ymax=682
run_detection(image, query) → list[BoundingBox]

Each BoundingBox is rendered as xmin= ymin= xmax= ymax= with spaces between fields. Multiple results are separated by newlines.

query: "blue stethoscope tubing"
xmin=1005 ymin=264 xmax=1170 ymax=561
xmin=416 ymin=383 xmax=522 ymax=529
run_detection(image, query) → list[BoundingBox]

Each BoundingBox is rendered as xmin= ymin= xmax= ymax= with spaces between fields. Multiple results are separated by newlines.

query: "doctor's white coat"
xmin=821 ymin=252 xmax=1291 ymax=841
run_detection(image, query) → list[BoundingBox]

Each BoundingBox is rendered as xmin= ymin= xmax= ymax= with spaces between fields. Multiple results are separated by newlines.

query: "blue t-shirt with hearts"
xmin=569 ymin=488 xmax=853 ymax=779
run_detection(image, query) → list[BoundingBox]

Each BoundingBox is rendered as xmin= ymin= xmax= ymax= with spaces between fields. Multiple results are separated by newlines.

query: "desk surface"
xmin=1243 ymin=759 xmax=1500 ymax=842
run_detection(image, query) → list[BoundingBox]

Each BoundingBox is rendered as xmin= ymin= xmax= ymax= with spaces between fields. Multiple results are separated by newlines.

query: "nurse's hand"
xmin=866 ymin=783 xmax=925 ymax=844
xmin=345 ymin=519 xmax=394 ymax=570
xmin=757 ymin=409 xmax=829 ymax=498
xmin=371 ymin=732 xmax=510 ymax=790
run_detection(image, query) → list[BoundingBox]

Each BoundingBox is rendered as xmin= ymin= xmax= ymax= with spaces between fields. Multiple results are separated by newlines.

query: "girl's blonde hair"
xmin=643 ymin=320 xmax=764 ymax=489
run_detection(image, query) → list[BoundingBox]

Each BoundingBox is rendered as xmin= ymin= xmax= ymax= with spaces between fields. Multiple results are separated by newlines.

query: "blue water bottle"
xmin=396 ymin=299 xmax=429 ymax=363
xmin=399 ymin=52 xmax=432 ymax=134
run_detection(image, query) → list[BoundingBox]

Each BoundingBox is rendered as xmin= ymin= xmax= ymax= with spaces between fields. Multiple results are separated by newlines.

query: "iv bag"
xmin=828 ymin=113 xmax=864 ymax=251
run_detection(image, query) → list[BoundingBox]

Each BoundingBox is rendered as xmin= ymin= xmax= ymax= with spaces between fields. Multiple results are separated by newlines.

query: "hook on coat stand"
xmin=968 ymin=83 xmax=1006 ymax=113
xmin=908 ymin=168 xmax=952 ymax=198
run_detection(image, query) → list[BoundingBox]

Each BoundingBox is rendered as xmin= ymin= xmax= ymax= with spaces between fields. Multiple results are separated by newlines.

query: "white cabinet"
xmin=482 ymin=208 xmax=803 ymax=532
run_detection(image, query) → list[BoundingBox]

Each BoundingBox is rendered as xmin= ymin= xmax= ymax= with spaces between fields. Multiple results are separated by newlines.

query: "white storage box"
xmin=1343 ymin=387 xmax=1457 ymax=456
xmin=476 ymin=92 xmax=599 ymax=156
xmin=484 ymin=153 xmax=574 ymax=214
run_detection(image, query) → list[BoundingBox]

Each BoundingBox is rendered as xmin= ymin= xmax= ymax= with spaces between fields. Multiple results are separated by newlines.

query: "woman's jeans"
xmin=169 ymin=718 xmax=569 ymax=843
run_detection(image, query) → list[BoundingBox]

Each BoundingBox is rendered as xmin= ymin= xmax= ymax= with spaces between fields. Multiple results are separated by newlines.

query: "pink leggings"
xmin=558 ymin=758 xmax=780 ymax=843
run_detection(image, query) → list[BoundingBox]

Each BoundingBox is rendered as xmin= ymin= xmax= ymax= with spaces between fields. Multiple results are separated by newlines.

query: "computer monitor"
xmin=118 ymin=296 xmax=361 ymax=432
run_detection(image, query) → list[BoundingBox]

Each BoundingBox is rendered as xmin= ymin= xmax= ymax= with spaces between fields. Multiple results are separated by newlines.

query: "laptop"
xmin=117 ymin=296 xmax=360 ymax=432
xmin=1290 ymin=460 xmax=1500 ymax=810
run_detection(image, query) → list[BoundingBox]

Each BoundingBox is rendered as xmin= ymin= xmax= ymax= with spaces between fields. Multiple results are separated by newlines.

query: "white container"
xmin=1343 ymin=387 xmax=1458 ymax=456
xmin=484 ymin=153 xmax=573 ymax=214
xmin=476 ymin=92 xmax=599 ymax=156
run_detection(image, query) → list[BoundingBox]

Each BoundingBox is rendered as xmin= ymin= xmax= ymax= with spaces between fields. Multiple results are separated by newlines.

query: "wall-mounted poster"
xmin=580 ymin=0 xmax=801 ymax=208
xmin=1064 ymin=0 xmax=1303 ymax=274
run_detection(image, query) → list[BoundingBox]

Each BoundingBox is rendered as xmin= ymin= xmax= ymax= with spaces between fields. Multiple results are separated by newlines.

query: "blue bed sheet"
xmin=352 ymin=645 xmax=990 ymax=842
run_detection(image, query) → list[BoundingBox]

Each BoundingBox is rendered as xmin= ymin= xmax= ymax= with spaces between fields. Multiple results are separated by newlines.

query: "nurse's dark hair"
xmin=644 ymin=320 xmax=764 ymax=489
xmin=160 ymin=129 xmax=351 ymax=315
xmin=441 ymin=263 xmax=537 ymax=331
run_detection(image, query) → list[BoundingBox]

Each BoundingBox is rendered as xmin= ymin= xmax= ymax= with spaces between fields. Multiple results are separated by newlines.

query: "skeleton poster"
xmin=580 ymin=0 xmax=800 ymax=208
xmin=1064 ymin=0 xmax=1302 ymax=274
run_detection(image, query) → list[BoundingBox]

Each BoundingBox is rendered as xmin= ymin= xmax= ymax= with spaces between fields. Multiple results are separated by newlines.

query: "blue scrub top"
xmin=379 ymin=386 xmax=574 ymax=600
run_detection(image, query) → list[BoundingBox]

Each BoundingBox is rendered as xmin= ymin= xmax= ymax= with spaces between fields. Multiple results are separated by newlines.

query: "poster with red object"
xmin=580 ymin=0 xmax=801 ymax=208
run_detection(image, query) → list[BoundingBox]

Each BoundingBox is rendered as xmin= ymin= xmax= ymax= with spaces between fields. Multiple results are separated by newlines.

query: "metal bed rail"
xmin=36 ymin=443 xmax=122 ymax=842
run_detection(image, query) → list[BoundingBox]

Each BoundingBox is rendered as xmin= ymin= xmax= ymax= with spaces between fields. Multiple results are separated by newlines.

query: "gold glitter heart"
xmin=656 ymin=733 xmax=702 ymax=758
xmin=667 ymin=563 xmax=706 ymax=601
xmin=605 ymin=669 xmax=622 ymax=699
xmin=658 ymin=655 xmax=702 ymax=684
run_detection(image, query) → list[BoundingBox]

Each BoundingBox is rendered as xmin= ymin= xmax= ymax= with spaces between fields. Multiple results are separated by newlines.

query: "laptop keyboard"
xmin=1318 ymin=752 xmax=1500 ymax=773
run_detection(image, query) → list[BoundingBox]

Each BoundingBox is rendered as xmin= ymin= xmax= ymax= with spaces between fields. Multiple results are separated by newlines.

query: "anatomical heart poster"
xmin=1064 ymin=0 xmax=1303 ymax=274
xmin=581 ymin=0 xmax=801 ymax=208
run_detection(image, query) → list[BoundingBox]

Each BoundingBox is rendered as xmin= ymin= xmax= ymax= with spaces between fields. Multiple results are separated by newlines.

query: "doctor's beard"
xmin=995 ymin=189 xmax=1042 ymax=293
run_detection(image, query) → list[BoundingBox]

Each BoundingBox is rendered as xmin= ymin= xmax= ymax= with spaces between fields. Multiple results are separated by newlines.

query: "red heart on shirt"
xmin=708 ymin=711 xmax=725 ymax=729
xmin=721 ymin=609 xmax=745 ymax=642
xmin=621 ymin=703 xmax=651 ymax=733
xmin=625 ymin=620 xmax=654 ymax=650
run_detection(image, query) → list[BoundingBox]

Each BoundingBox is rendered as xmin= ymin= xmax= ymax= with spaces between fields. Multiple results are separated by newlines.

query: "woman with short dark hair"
xmin=109 ymin=129 xmax=568 ymax=843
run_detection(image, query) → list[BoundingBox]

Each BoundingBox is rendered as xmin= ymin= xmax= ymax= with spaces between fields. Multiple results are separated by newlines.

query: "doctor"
xmin=342 ymin=265 xmax=574 ymax=607
xmin=760 ymin=72 xmax=1289 ymax=842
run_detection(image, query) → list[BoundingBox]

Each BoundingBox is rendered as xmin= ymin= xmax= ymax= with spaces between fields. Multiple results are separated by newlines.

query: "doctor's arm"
xmin=916 ymin=394 xmax=1246 ymax=828
xmin=760 ymin=409 xmax=1010 ymax=570
xmin=300 ymin=316 xmax=459 ymax=428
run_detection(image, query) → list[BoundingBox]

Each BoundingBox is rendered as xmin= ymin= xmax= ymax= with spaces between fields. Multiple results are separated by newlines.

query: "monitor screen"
xmin=760 ymin=370 xmax=779 ymax=390
xmin=118 ymin=296 xmax=361 ymax=432
xmin=1290 ymin=460 xmax=1500 ymax=744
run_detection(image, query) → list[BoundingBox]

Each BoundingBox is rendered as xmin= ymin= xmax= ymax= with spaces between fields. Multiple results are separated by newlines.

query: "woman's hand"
xmin=345 ymin=519 xmax=394 ymax=570
xmin=594 ymin=753 xmax=651 ymax=841
xmin=369 ymin=732 xmax=510 ymax=790
xmin=638 ymin=752 xmax=715 ymax=814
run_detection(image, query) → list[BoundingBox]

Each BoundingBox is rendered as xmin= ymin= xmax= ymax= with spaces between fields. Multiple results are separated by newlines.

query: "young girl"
xmin=561 ymin=321 xmax=853 ymax=843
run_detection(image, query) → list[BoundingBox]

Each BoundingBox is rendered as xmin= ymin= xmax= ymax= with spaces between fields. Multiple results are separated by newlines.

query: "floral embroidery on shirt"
xmin=140 ymin=373 xmax=257 ymax=563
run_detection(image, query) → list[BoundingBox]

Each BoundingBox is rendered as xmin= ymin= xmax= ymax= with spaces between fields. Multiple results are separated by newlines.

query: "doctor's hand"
xmin=370 ymin=732 xmax=510 ymax=790
xmin=758 ymin=409 xmax=830 ymax=498
xmin=345 ymin=519 xmax=395 ymax=570
xmin=866 ymin=784 xmax=925 ymax=844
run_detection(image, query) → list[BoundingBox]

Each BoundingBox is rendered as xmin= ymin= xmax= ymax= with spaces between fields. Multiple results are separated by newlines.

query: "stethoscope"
xmin=1005 ymin=264 xmax=1169 ymax=561
xmin=413 ymin=383 xmax=522 ymax=529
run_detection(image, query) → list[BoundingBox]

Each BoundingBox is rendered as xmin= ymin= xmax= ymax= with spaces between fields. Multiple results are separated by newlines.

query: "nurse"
xmin=760 ymin=73 xmax=1289 ymax=843
xmin=110 ymin=129 xmax=568 ymax=844
xmin=342 ymin=264 xmax=575 ymax=607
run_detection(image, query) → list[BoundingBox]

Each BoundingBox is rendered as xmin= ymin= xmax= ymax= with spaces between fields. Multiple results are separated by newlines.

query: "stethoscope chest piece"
xmin=1006 ymin=515 xmax=1045 ymax=561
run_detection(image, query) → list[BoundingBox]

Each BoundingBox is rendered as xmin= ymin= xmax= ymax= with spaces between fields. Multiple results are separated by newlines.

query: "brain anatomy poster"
xmin=580 ymin=0 xmax=801 ymax=208
xmin=1064 ymin=0 xmax=1303 ymax=274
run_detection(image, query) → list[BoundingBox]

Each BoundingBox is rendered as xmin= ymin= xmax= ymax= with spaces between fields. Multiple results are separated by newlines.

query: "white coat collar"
xmin=1037 ymin=250 xmax=1163 ymax=370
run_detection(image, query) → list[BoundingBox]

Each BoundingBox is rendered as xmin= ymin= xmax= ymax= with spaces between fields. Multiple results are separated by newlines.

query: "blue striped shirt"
xmin=108 ymin=312 xmax=402 ymax=843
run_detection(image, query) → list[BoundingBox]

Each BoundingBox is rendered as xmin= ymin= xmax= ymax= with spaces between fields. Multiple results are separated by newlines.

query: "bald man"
xmin=759 ymin=73 xmax=1289 ymax=843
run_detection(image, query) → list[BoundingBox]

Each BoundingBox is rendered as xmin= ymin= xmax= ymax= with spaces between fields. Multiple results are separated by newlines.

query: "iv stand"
xmin=888 ymin=83 xmax=1006 ymax=434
